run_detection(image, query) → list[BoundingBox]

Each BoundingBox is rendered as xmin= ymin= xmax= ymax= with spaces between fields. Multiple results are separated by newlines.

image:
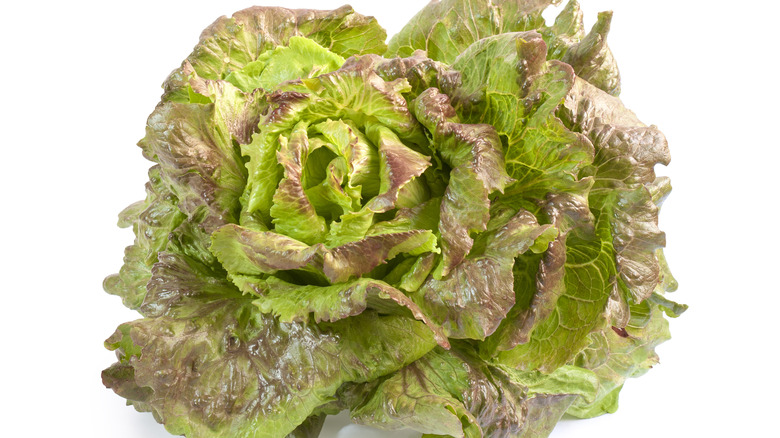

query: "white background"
xmin=1 ymin=0 xmax=777 ymax=437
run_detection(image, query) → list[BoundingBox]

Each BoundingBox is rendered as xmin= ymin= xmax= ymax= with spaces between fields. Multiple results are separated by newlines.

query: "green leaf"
xmin=493 ymin=203 xmax=617 ymax=372
xmin=304 ymin=156 xmax=354 ymax=221
xmin=253 ymin=277 xmax=449 ymax=348
xmin=364 ymin=123 xmax=431 ymax=213
xmin=387 ymin=0 xmax=620 ymax=96
xmin=483 ymin=193 xmax=594 ymax=355
xmin=311 ymin=119 xmax=380 ymax=200
xmin=270 ymin=123 xmax=329 ymax=244
xmin=107 ymin=74 xmax=262 ymax=310
xmin=412 ymin=88 xmax=513 ymax=277
xmin=104 ymin=244 xmax=154 ymax=311
xmin=225 ymin=36 xmax=345 ymax=92
xmin=397 ymin=253 xmax=437 ymax=293
xmin=349 ymin=347 xmax=527 ymax=438
xmin=104 ymin=254 xmax=436 ymax=438
xmin=241 ymin=56 xmax=428 ymax=225
xmin=543 ymin=1 xmax=621 ymax=96
xmin=347 ymin=345 xmax=591 ymax=438
xmin=368 ymin=198 xmax=442 ymax=236
xmin=449 ymin=32 xmax=594 ymax=204
xmin=322 ymin=230 xmax=438 ymax=283
xmin=560 ymin=77 xmax=671 ymax=303
xmin=210 ymin=224 xmax=320 ymax=276
xmin=519 ymin=394 xmax=579 ymax=437
xmin=187 ymin=69 xmax=268 ymax=144
xmin=373 ymin=51 xmax=461 ymax=99
xmin=386 ymin=0 xmax=554 ymax=64
xmin=325 ymin=209 xmax=376 ymax=247
xmin=648 ymin=293 xmax=688 ymax=318
xmin=139 ymin=77 xmax=259 ymax=234
xmin=212 ymin=224 xmax=438 ymax=286
xmin=566 ymin=301 xmax=672 ymax=418
xmin=162 ymin=6 xmax=387 ymax=101
xmin=412 ymin=210 xmax=555 ymax=340
xmin=104 ymin=167 xmax=188 ymax=311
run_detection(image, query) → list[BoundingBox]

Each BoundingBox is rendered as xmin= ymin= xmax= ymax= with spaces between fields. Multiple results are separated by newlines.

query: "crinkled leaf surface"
xmin=163 ymin=5 xmax=388 ymax=101
xmin=387 ymin=0 xmax=555 ymax=64
xmin=252 ymin=276 xmax=450 ymax=348
xmin=348 ymin=347 xmax=529 ymax=438
xmin=560 ymin=77 xmax=671 ymax=304
xmin=346 ymin=345 xmax=599 ymax=438
xmin=448 ymin=32 xmax=594 ymax=203
xmin=411 ymin=210 xmax=556 ymax=340
xmin=388 ymin=0 xmax=621 ymax=96
xmin=225 ymin=36 xmax=345 ymax=92
xmin=104 ymin=253 xmax=437 ymax=438
xmin=412 ymin=87 xmax=513 ymax=277
xmin=566 ymin=301 xmax=672 ymax=418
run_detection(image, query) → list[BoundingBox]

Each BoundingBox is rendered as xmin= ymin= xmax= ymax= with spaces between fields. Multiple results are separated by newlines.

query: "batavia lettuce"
xmin=103 ymin=1 xmax=685 ymax=437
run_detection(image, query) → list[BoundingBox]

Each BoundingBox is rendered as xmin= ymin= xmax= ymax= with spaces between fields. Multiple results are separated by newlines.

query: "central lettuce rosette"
xmin=103 ymin=2 xmax=683 ymax=438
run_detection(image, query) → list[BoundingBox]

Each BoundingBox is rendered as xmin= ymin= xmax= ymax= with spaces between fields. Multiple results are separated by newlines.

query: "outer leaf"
xmin=412 ymin=88 xmax=513 ymax=276
xmin=104 ymin=253 xmax=437 ymax=438
xmin=210 ymin=224 xmax=321 ymax=276
xmin=253 ymin=277 xmax=450 ymax=348
xmin=140 ymin=252 xmax=240 ymax=318
xmin=566 ymin=302 xmax=672 ymax=418
xmin=139 ymin=78 xmax=259 ymax=235
xmin=347 ymin=346 xmax=594 ymax=438
xmin=560 ymin=77 xmax=671 ymax=303
xmin=349 ymin=347 xmax=529 ymax=438
xmin=519 ymin=394 xmax=578 ymax=437
xmin=225 ymin=36 xmax=345 ymax=92
xmin=412 ymin=210 xmax=555 ymax=340
xmin=448 ymin=32 xmax=593 ymax=203
xmin=322 ymin=230 xmax=437 ymax=283
xmin=543 ymin=1 xmax=621 ymax=96
xmin=107 ymin=75 xmax=261 ymax=310
xmin=104 ymin=166 xmax=185 ymax=310
xmin=386 ymin=0 xmax=555 ymax=64
xmin=212 ymin=224 xmax=437 ymax=285
xmin=373 ymin=50 xmax=462 ymax=99
xmin=104 ymin=244 xmax=155 ymax=311
xmin=389 ymin=0 xmax=620 ymax=96
xmin=187 ymin=68 xmax=268 ymax=145
xmin=494 ymin=207 xmax=617 ymax=372
xmin=506 ymin=364 xmax=599 ymax=403
xmin=163 ymin=5 xmax=388 ymax=101
xmin=483 ymin=193 xmax=594 ymax=354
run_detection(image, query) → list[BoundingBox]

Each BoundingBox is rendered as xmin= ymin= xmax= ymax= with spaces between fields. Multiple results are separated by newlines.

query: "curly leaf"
xmin=104 ymin=254 xmax=436 ymax=438
xmin=253 ymin=277 xmax=449 ymax=348
xmin=387 ymin=0 xmax=555 ymax=64
xmin=163 ymin=5 xmax=388 ymax=101
xmin=412 ymin=210 xmax=555 ymax=340
xmin=412 ymin=88 xmax=513 ymax=276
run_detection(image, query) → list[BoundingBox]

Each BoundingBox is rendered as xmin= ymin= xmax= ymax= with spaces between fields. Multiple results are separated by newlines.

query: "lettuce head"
xmin=102 ymin=2 xmax=684 ymax=437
